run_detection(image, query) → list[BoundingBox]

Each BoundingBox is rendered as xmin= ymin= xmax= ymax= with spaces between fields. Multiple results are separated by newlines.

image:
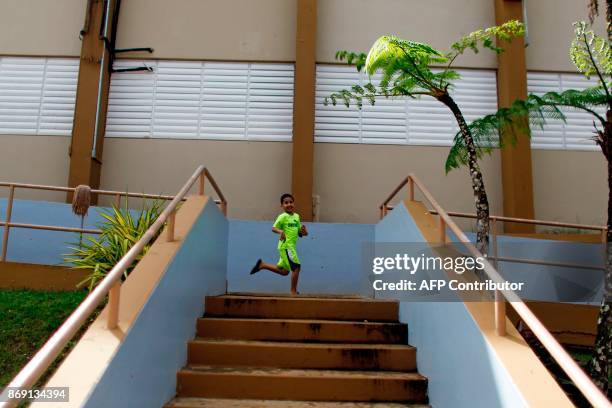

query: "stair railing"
xmin=379 ymin=173 xmax=610 ymax=408
xmin=0 ymin=166 xmax=226 ymax=408
xmin=0 ymin=170 xmax=226 ymax=262
xmin=382 ymin=178 xmax=607 ymax=274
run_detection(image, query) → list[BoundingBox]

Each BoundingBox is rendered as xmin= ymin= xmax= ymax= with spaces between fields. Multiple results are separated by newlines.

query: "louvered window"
xmin=0 ymin=57 xmax=78 ymax=136
xmin=315 ymin=65 xmax=498 ymax=146
xmin=527 ymin=72 xmax=603 ymax=151
xmin=106 ymin=60 xmax=294 ymax=141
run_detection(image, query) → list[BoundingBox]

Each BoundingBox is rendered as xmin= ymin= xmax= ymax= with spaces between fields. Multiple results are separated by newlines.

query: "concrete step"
xmin=205 ymin=295 xmax=399 ymax=322
xmin=166 ymin=397 xmax=431 ymax=407
xmin=187 ymin=339 xmax=417 ymax=371
xmin=176 ymin=366 xmax=428 ymax=402
xmin=197 ymin=317 xmax=408 ymax=344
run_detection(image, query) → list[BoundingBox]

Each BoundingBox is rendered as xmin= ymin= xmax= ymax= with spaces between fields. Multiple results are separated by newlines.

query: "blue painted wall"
xmin=83 ymin=199 xmax=228 ymax=408
xmin=227 ymin=219 xmax=373 ymax=296
xmin=0 ymin=199 xmax=138 ymax=265
xmin=3 ymin=199 xmax=603 ymax=304
xmin=451 ymin=231 xmax=603 ymax=305
xmin=491 ymin=235 xmax=602 ymax=304
xmin=375 ymin=202 xmax=526 ymax=408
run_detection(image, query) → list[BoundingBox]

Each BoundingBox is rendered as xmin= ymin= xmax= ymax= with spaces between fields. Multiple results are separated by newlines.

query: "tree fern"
xmin=325 ymin=20 xmax=524 ymax=106
xmin=445 ymin=86 xmax=608 ymax=172
xmin=572 ymin=21 xmax=612 ymax=80
xmin=325 ymin=20 xmax=525 ymax=255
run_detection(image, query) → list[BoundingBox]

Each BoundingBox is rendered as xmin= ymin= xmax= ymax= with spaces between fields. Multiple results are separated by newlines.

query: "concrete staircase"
xmin=165 ymin=295 xmax=429 ymax=407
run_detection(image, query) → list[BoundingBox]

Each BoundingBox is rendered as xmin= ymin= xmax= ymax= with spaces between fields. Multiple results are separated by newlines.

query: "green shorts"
xmin=277 ymin=247 xmax=300 ymax=271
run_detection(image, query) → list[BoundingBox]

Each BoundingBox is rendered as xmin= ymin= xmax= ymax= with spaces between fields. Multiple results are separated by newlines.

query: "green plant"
xmin=0 ymin=289 xmax=89 ymax=388
xmin=325 ymin=21 xmax=525 ymax=255
xmin=64 ymin=200 xmax=164 ymax=291
xmin=456 ymin=20 xmax=611 ymax=395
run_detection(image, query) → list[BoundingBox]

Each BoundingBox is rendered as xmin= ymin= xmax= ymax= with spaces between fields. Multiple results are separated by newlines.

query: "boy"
xmin=250 ymin=193 xmax=308 ymax=296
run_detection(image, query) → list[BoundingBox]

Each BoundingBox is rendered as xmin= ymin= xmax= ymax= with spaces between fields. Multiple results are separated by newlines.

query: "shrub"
xmin=64 ymin=200 xmax=164 ymax=291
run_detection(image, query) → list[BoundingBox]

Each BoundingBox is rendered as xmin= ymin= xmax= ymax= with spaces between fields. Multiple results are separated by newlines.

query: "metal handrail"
xmin=379 ymin=173 xmax=611 ymax=408
xmin=381 ymin=187 xmax=606 ymax=233
xmin=0 ymin=182 xmax=180 ymax=201
xmin=0 ymin=221 xmax=102 ymax=235
xmin=0 ymin=175 xmax=226 ymax=262
xmin=431 ymin=210 xmax=606 ymax=232
xmin=1 ymin=166 xmax=226 ymax=407
xmin=381 ymin=184 xmax=607 ymax=273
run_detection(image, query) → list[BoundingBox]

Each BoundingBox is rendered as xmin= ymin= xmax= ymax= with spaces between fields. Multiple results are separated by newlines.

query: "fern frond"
xmin=571 ymin=21 xmax=612 ymax=79
xmin=365 ymin=36 xmax=447 ymax=78
xmin=445 ymin=84 xmax=609 ymax=172
xmin=335 ymin=51 xmax=367 ymax=71
xmin=445 ymin=93 xmax=574 ymax=172
xmin=448 ymin=20 xmax=525 ymax=60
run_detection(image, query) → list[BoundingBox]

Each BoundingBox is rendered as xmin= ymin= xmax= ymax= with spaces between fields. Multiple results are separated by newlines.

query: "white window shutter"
xmin=315 ymin=65 xmax=498 ymax=146
xmin=106 ymin=60 xmax=294 ymax=141
xmin=0 ymin=57 xmax=46 ymax=135
xmin=200 ymin=62 xmax=248 ymax=139
xmin=106 ymin=60 xmax=156 ymax=138
xmin=315 ymin=65 xmax=361 ymax=143
xmin=0 ymin=57 xmax=79 ymax=136
xmin=247 ymin=63 xmax=294 ymax=141
xmin=527 ymin=72 xmax=602 ymax=151
xmin=361 ymin=72 xmax=407 ymax=144
xmin=38 ymin=59 xmax=79 ymax=135
xmin=152 ymin=61 xmax=201 ymax=138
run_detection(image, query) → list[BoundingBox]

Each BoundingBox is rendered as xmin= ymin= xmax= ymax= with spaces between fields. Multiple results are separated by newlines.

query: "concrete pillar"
xmin=495 ymin=0 xmax=536 ymax=232
xmin=67 ymin=0 xmax=120 ymax=203
xmin=291 ymin=0 xmax=316 ymax=221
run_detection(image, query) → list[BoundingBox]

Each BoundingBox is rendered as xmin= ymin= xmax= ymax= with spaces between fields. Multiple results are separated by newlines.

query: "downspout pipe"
xmin=91 ymin=0 xmax=112 ymax=159
xmin=523 ymin=0 xmax=529 ymax=47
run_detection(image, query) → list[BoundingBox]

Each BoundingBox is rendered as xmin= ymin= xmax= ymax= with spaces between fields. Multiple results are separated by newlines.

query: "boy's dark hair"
xmin=280 ymin=193 xmax=294 ymax=203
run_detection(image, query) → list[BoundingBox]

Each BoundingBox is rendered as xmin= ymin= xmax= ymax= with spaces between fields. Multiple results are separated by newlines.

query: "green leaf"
xmin=365 ymin=35 xmax=447 ymax=78
xmin=570 ymin=21 xmax=612 ymax=80
xmin=443 ymin=86 xmax=610 ymax=173
xmin=325 ymin=21 xmax=526 ymax=110
xmin=448 ymin=20 xmax=525 ymax=60
xmin=64 ymin=199 xmax=165 ymax=292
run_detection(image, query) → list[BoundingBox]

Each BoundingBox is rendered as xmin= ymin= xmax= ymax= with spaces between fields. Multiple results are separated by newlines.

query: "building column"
xmin=495 ymin=0 xmax=535 ymax=232
xmin=292 ymin=0 xmax=316 ymax=221
xmin=67 ymin=0 xmax=120 ymax=203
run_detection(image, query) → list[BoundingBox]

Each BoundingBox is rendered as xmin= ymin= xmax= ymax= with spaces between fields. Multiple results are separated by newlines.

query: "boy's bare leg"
xmin=258 ymin=261 xmax=289 ymax=276
xmin=290 ymin=267 xmax=300 ymax=296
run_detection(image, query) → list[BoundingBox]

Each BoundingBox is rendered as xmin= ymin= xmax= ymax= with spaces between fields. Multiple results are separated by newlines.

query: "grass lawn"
xmin=0 ymin=289 xmax=89 ymax=388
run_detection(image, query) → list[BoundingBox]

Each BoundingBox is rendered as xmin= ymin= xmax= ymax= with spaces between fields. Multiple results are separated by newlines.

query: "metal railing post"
xmin=601 ymin=228 xmax=607 ymax=268
xmin=0 ymin=166 xmax=232 ymax=407
xmin=199 ymin=172 xmax=205 ymax=196
xmin=408 ymin=177 xmax=414 ymax=201
xmin=490 ymin=216 xmax=506 ymax=335
xmin=375 ymin=174 xmax=611 ymax=407
xmin=107 ymin=282 xmax=121 ymax=329
xmin=1 ymin=185 xmax=15 ymax=262
xmin=439 ymin=216 xmax=446 ymax=243
xmin=495 ymin=289 xmax=506 ymax=336
xmin=114 ymin=193 xmax=121 ymax=209
xmin=491 ymin=217 xmax=498 ymax=268
xmin=167 ymin=210 xmax=176 ymax=242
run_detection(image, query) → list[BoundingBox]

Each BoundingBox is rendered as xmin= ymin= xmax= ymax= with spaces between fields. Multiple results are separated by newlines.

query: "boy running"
xmin=250 ymin=193 xmax=308 ymax=295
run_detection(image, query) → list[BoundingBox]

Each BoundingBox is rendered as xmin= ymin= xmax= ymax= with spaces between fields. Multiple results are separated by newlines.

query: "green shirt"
xmin=273 ymin=212 xmax=301 ymax=250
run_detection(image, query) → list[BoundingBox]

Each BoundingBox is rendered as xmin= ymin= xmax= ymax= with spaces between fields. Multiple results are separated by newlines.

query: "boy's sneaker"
xmin=250 ymin=259 xmax=262 ymax=275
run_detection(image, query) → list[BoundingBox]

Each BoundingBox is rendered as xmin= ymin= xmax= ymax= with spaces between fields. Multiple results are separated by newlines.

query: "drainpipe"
xmin=91 ymin=0 xmax=112 ymax=160
xmin=523 ymin=0 xmax=529 ymax=47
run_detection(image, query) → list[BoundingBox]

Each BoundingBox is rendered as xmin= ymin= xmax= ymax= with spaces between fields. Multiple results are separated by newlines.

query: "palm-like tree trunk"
xmin=589 ymin=109 xmax=612 ymax=395
xmin=437 ymin=92 xmax=490 ymax=256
